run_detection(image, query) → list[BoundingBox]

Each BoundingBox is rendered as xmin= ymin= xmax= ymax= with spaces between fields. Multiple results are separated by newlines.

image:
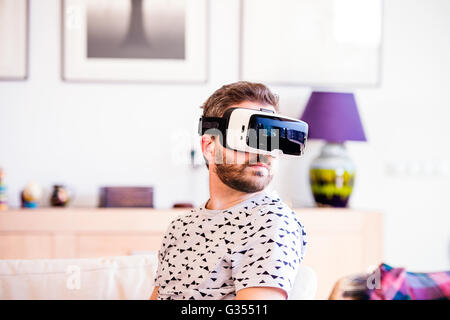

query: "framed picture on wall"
xmin=62 ymin=0 xmax=208 ymax=83
xmin=239 ymin=0 xmax=383 ymax=87
xmin=0 ymin=0 xmax=28 ymax=80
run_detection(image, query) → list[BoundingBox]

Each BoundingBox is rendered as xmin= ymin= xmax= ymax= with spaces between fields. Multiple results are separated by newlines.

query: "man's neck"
xmin=206 ymin=171 xmax=263 ymax=210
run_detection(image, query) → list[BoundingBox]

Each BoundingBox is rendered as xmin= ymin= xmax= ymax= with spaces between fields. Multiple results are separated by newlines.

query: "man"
xmin=150 ymin=81 xmax=307 ymax=300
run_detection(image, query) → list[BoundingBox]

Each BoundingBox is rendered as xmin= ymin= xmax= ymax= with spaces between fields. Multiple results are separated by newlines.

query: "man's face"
xmin=211 ymin=101 xmax=278 ymax=193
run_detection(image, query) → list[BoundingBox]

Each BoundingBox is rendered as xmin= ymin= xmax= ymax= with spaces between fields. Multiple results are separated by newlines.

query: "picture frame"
xmin=239 ymin=0 xmax=383 ymax=88
xmin=0 ymin=0 xmax=29 ymax=80
xmin=62 ymin=0 xmax=208 ymax=83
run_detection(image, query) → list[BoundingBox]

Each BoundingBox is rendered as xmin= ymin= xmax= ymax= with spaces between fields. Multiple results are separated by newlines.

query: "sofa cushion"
xmin=289 ymin=265 xmax=318 ymax=300
xmin=0 ymin=254 xmax=158 ymax=300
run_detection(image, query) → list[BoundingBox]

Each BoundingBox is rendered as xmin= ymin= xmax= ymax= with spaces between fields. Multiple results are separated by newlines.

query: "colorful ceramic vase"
xmin=50 ymin=185 xmax=71 ymax=207
xmin=309 ymin=143 xmax=355 ymax=207
xmin=21 ymin=181 xmax=42 ymax=209
xmin=0 ymin=168 xmax=7 ymax=210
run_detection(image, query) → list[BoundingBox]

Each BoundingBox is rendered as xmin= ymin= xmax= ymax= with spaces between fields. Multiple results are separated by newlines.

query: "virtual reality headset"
xmin=198 ymin=107 xmax=308 ymax=156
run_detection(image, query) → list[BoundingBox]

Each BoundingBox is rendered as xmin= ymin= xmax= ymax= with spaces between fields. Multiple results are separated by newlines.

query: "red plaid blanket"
xmin=367 ymin=263 xmax=450 ymax=300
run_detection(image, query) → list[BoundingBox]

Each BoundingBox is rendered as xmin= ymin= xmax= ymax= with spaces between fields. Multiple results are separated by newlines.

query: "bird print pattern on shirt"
xmin=154 ymin=191 xmax=307 ymax=300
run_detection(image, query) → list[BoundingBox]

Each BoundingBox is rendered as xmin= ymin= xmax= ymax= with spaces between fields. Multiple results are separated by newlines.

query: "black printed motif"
xmin=154 ymin=191 xmax=307 ymax=300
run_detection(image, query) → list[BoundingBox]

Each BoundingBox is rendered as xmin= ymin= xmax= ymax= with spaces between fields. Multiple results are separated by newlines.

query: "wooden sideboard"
xmin=0 ymin=208 xmax=382 ymax=299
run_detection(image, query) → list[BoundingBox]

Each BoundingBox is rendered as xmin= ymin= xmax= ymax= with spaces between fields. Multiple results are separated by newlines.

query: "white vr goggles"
xmin=198 ymin=107 xmax=308 ymax=156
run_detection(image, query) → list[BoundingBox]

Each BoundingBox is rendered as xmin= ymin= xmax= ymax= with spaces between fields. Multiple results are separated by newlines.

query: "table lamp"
xmin=300 ymin=91 xmax=366 ymax=207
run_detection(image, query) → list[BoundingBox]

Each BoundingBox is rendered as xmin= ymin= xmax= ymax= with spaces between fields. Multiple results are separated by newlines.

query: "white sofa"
xmin=0 ymin=253 xmax=317 ymax=300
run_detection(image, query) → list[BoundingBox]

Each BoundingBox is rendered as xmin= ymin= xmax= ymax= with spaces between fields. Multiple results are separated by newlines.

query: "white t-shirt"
xmin=154 ymin=190 xmax=307 ymax=300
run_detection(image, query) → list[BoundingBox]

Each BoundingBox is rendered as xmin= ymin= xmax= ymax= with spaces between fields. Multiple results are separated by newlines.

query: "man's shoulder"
xmin=257 ymin=201 xmax=301 ymax=223
xmin=232 ymin=194 xmax=306 ymax=252
xmin=244 ymin=194 xmax=304 ymax=231
xmin=176 ymin=208 xmax=200 ymax=220
xmin=164 ymin=208 xmax=202 ymax=231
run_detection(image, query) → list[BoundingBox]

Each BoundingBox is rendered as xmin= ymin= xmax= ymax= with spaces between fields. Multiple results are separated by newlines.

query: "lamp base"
xmin=309 ymin=143 xmax=355 ymax=208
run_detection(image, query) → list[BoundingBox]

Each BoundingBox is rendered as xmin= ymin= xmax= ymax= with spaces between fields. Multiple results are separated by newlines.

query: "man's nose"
xmin=256 ymin=153 xmax=272 ymax=164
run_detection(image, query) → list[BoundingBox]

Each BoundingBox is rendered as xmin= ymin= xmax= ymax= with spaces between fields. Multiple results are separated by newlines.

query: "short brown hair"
xmin=201 ymin=81 xmax=279 ymax=117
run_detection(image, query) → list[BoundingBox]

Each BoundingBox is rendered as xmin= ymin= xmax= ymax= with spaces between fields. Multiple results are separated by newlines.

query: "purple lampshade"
xmin=300 ymin=91 xmax=367 ymax=143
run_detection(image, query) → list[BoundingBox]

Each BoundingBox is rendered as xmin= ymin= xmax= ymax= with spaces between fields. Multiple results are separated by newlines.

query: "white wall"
xmin=1 ymin=0 xmax=449 ymax=271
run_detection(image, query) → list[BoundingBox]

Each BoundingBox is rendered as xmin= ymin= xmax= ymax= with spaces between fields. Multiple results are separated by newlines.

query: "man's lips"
xmin=248 ymin=162 xmax=270 ymax=170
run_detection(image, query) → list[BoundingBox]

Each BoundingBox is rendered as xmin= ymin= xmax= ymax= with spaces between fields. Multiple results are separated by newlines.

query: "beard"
xmin=214 ymin=152 xmax=274 ymax=193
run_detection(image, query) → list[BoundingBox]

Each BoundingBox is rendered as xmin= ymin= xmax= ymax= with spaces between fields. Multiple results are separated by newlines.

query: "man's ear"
xmin=201 ymin=135 xmax=215 ymax=168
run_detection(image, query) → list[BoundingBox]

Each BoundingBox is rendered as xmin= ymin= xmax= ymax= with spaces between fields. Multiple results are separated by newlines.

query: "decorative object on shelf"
xmin=62 ymin=0 xmax=208 ymax=83
xmin=240 ymin=0 xmax=382 ymax=87
xmin=50 ymin=184 xmax=71 ymax=207
xmin=172 ymin=202 xmax=194 ymax=208
xmin=20 ymin=181 xmax=43 ymax=209
xmin=0 ymin=168 xmax=8 ymax=210
xmin=99 ymin=186 xmax=154 ymax=208
xmin=300 ymin=91 xmax=366 ymax=207
xmin=0 ymin=0 xmax=28 ymax=80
